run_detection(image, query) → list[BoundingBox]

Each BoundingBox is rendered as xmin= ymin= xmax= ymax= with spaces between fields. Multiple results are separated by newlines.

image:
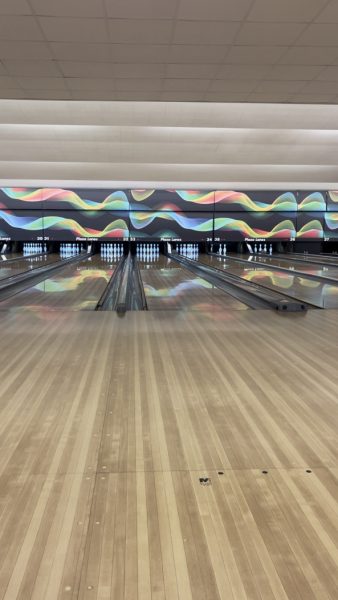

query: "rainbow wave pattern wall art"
xmin=0 ymin=187 xmax=335 ymax=241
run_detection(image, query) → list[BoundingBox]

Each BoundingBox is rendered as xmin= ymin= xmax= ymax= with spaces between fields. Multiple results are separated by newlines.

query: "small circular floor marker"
xmin=218 ymin=471 xmax=224 ymax=475
xmin=262 ymin=470 xmax=268 ymax=474
xmin=306 ymin=469 xmax=312 ymax=473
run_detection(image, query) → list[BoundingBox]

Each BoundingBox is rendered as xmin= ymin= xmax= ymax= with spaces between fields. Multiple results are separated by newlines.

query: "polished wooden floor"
xmin=0 ymin=308 xmax=338 ymax=599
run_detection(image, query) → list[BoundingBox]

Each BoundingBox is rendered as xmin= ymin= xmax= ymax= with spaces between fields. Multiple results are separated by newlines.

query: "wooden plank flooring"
xmin=0 ymin=308 xmax=338 ymax=599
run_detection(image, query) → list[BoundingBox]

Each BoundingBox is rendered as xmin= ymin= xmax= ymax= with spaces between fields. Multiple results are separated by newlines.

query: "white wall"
xmin=1 ymin=100 xmax=338 ymax=189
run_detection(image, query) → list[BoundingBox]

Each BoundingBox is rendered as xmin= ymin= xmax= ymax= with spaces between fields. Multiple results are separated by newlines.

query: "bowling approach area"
xmin=1 ymin=240 xmax=338 ymax=599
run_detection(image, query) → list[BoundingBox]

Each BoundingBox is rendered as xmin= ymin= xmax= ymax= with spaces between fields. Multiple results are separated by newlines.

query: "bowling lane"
xmin=198 ymin=254 xmax=338 ymax=308
xmin=277 ymin=253 xmax=338 ymax=267
xmin=0 ymin=253 xmax=60 ymax=281
xmin=139 ymin=254 xmax=249 ymax=311
xmin=0 ymin=254 xmax=116 ymax=311
xmin=236 ymin=254 xmax=338 ymax=281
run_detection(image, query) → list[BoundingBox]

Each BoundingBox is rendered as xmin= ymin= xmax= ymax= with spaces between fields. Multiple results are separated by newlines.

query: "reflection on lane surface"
xmin=0 ymin=255 xmax=115 ymax=311
xmin=0 ymin=253 xmax=60 ymax=281
xmin=198 ymin=255 xmax=338 ymax=309
xmin=276 ymin=253 xmax=338 ymax=267
xmin=236 ymin=254 xmax=338 ymax=281
xmin=139 ymin=254 xmax=249 ymax=312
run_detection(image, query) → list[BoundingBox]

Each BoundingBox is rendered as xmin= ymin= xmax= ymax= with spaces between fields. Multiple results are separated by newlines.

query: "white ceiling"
xmin=1 ymin=0 xmax=338 ymax=102
xmin=2 ymin=99 xmax=338 ymax=188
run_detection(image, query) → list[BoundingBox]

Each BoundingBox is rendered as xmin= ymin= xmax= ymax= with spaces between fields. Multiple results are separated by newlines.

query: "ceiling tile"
xmin=30 ymin=0 xmax=106 ymax=17
xmin=109 ymin=19 xmax=173 ymax=44
xmin=0 ymin=0 xmax=32 ymax=15
xmin=115 ymin=78 xmax=163 ymax=91
xmin=115 ymin=91 xmax=162 ymax=100
xmin=0 ymin=41 xmax=52 ymax=59
xmin=209 ymin=79 xmax=257 ymax=93
xmin=3 ymin=59 xmax=63 ymax=76
xmin=70 ymin=90 xmax=116 ymax=100
xmin=169 ymin=44 xmax=227 ymax=63
xmin=0 ymin=16 xmax=44 ymax=40
xmin=104 ymin=0 xmax=178 ymax=19
xmin=266 ymin=65 xmax=323 ymax=80
xmin=50 ymin=42 xmax=112 ymax=61
xmin=0 ymin=75 xmax=22 ymax=88
xmin=172 ymin=21 xmax=240 ymax=45
xmin=247 ymin=0 xmax=328 ymax=22
xmin=316 ymin=66 xmax=338 ymax=81
xmin=216 ymin=64 xmax=270 ymax=79
xmin=166 ymin=63 xmax=220 ymax=78
xmin=22 ymin=89 xmax=73 ymax=99
xmin=204 ymin=92 xmax=250 ymax=101
xmin=290 ymin=93 xmax=337 ymax=102
xmin=113 ymin=63 xmax=166 ymax=77
xmin=278 ymin=46 xmax=338 ymax=65
xmin=236 ymin=22 xmax=306 ymax=45
xmin=296 ymin=24 xmax=338 ymax=46
xmin=58 ymin=61 xmax=114 ymax=78
xmin=255 ymin=80 xmax=306 ymax=93
xmin=110 ymin=44 xmax=169 ymax=63
xmin=225 ymin=45 xmax=287 ymax=64
xmin=178 ymin=0 xmax=252 ymax=21
xmin=248 ymin=92 xmax=293 ymax=101
xmin=315 ymin=1 xmax=338 ymax=23
xmin=163 ymin=78 xmax=210 ymax=91
xmin=0 ymin=89 xmax=26 ymax=98
xmin=16 ymin=76 xmax=68 ymax=90
xmin=161 ymin=91 xmax=207 ymax=100
xmin=66 ymin=78 xmax=116 ymax=91
xmin=300 ymin=80 xmax=338 ymax=93
xmin=38 ymin=17 xmax=109 ymax=43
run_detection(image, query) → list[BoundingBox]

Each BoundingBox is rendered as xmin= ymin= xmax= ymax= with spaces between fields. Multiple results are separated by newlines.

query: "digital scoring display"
xmin=323 ymin=212 xmax=338 ymax=240
xmin=213 ymin=212 xmax=297 ymax=241
xmin=129 ymin=211 xmax=213 ymax=241
xmin=129 ymin=189 xmax=214 ymax=212
xmin=0 ymin=209 xmax=44 ymax=241
xmin=43 ymin=211 xmax=129 ymax=241
xmin=214 ymin=190 xmax=298 ymax=212
xmin=40 ymin=188 xmax=129 ymax=211
xmin=327 ymin=191 xmax=338 ymax=212
xmin=296 ymin=213 xmax=324 ymax=239
xmin=298 ymin=192 xmax=327 ymax=211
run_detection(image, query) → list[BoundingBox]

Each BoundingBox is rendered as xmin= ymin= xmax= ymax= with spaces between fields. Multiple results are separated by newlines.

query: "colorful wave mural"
xmin=0 ymin=187 xmax=336 ymax=240
xmin=129 ymin=189 xmax=214 ymax=211
xmin=296 ymin=220 xmax=324 ymax=239
xmin=0 ymin=209 xmax=44 ymax=231
xmin=214 ymin=191 xmax=297 ymax=212
xmin=213 ymin=216 xmax=296 ymax=240
xmin=0 ymin=188 xmax=129 ymax=211
xmin=298 ymin=192 xmax=326 ymax=212
xmin=327 ymin=191 xmax=338 ymax=211
xmin=43 ymin=215 xmax=129 ymax=239
xmin=324 ymin=213 xmax=338 ymax=238
xmin=129 ymin=211 xmax=213 ymax=240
